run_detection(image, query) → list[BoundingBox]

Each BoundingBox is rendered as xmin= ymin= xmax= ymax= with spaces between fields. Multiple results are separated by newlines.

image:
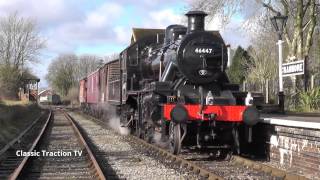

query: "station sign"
xmin=282 ymin=60 xmax=304 ymax=77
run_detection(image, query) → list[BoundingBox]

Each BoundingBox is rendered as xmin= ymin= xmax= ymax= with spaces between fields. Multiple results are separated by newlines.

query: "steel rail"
xmin=63 ymin=111 xmax=106 ymax=180
xmin=232 ymin=156 xmax=307 ymax=180
xmin=9 ymin=110 xmax=52 ymax=180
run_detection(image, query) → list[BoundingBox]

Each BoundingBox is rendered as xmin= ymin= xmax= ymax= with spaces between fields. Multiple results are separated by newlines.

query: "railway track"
xmin=68 ymin=111 xmax=200 ymax=179
xmin=71 ymin=110 xmax=308 ymax=180
xmin=130 ymin=131 xmax=308 ymax=180
xmin=0 ymin=110 xmax=105 ymax=180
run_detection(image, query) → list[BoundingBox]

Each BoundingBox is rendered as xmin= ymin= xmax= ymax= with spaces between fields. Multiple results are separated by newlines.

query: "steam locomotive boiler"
xmin=80 ymin=11 xmax=260 ymax=155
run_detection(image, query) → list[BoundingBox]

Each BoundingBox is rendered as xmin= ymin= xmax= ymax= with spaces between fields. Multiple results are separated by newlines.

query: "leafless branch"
xmin=0 ymin=13 xmax=45 ymax=70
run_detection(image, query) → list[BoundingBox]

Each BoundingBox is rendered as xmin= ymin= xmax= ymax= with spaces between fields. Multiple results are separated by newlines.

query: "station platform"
xmin=256 ymin=112 xmax=320 ymax=177
xmin=261 ymin=113 xmax=320 ymax=129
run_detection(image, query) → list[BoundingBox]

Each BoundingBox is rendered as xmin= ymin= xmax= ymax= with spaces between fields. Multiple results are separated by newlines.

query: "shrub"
xmin=0 ymin=65 xmax=22 ymax=99
xmin=297 ymin=87 xmax=320 ymax=112
xmin=62 ymin=86 xmax=79 ymax=106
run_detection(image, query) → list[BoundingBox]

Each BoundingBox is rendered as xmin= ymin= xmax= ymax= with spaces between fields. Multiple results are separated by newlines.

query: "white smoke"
xmin=94 ymin=103 xmax=130 ymax=136
xmin=108 ymin=116 xmax=130 ymax=136
xmin=153 ymin=131 xmax=169 ymax=148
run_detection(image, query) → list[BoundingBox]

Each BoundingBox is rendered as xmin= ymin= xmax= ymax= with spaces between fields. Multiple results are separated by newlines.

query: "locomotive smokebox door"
xmin=176 ymin=32 xmax=227 ymax=84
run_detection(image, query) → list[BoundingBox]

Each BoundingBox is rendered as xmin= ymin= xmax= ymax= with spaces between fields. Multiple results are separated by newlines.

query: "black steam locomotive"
xmin=80 ymin=11 xmax=260 ymax=155
xmin=118 ymin=10 xmax=260 ymax=154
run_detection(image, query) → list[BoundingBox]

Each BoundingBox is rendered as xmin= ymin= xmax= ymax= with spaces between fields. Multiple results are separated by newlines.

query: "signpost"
xmin=270 ymin=12 xmax=288 ymax=113
xmin=282 ymin=60 xmax=305 ymax=77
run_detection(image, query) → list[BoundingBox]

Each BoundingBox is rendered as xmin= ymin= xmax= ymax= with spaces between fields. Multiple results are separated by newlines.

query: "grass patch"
xmin=0 ymin=101 xmax=42 ymax=149
xmin=0 ymin=99 xmax=30 ymax=106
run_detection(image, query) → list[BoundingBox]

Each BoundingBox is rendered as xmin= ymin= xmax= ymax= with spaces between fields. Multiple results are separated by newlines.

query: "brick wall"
xmin=268 ymin=125 xmax=320 ymax=178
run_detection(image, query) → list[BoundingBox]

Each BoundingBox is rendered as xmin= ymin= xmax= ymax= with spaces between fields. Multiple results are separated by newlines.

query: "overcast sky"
xmin=0 ymin=0 xmax=251 ymax=88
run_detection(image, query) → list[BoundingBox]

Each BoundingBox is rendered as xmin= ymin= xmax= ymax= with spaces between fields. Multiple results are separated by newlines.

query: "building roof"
xmin=131 ymin=28 xmax=165 ymax=44
xmin=38 ymin=89 xmax=56 ymax=96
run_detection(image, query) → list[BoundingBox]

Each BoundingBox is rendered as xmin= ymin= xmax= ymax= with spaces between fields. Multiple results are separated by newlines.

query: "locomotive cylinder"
xmin=186 ymin=11 xmax=208 ymax=33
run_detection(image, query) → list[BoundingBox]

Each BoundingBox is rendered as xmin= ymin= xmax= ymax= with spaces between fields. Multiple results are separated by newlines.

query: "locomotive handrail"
xmin=143 ymin=41 xmax=179 ymax=57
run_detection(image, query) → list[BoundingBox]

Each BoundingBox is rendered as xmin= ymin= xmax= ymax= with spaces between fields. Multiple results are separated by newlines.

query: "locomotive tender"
xmin=79 ymin=11 xmax=260 ymax=154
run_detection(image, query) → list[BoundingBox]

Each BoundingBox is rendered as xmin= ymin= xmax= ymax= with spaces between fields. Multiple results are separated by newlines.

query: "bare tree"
xmin=46 ymin=54 xmax=78 ymax=96
xmin=190 ymin=0 xmax=319 ymax=60
xmin=190 ymin=0 xmax=319 ymax=91
xmin=104 ymin=53 xmax=119 ymax=62
xmin=261 ymin=0 xmax=318 ymax=62
xmin=246 ymin=46 xmax=277 ymax=102
xmin=75 ymin=55 xmax=101 ymax=81
xmin=0 ymin=13 xmax=44 ymax=99
xmin=46 ymin=54 xmax=103 ymax=96
xmin=309 ymin=28 xmax=320 ymax=88
xmin=188 ymin=0 xmax=246 ymax=25
xmin=0 ymin=13 xmax=45 ymax=69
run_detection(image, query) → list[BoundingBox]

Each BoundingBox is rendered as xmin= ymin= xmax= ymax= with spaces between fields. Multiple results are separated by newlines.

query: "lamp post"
xmin=270 ymin=12 xmax=288 ymax=113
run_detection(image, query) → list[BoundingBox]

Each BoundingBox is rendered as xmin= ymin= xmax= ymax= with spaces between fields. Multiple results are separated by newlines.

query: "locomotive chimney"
xmin=186 ymin=11 xmax=207 ymax=33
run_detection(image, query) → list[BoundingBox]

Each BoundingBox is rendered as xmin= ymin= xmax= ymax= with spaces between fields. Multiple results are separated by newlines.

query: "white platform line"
xmin=262 ymin=118 xmax=320 ymax=130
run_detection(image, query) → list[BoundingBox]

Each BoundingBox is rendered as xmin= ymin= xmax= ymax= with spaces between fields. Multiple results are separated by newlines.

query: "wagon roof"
xmin=86 ymin=68 xmax=100 ymax=78
xmin=131 ymin=28 xmax=165 ymax=44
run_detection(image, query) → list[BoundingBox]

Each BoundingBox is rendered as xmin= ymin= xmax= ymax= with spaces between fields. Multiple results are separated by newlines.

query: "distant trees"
xmin=46 ymin=54 xmax=102 ymax=97
xmin=46 ymin=54 xmax=77 ymax=97
xmin=227 ymin=46 xmax=251 ymax=85
xmin=0 ymin=13 xmax=44 ymax=99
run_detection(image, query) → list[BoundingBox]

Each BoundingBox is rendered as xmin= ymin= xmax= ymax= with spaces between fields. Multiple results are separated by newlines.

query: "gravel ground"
xmin=69 ymin=112 xmax=198 ymax=180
